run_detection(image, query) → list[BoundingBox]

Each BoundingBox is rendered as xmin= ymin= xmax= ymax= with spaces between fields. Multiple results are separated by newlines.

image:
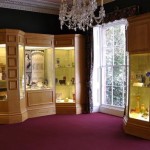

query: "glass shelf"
xmin=26 ymin=87 xmax=52 ymax=91
xmin=132 ymin=84 xmax=150 ymax=88
xmin=55 ymin=66 xmax=75 ymax=69
xmin=129 ymin=112 xmax=149 ymax=122
xmin=56 ymin=99 xmax=75 ymax=103
xmin=56 ymin=84 xmax=74 ymax=87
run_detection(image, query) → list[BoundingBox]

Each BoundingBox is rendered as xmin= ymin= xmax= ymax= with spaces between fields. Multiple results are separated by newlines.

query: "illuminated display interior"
xmin=55 ymin=47 xmax=75 ymax=103
xmin=19 ymin=45 xmax=25 ymax=99
xmin=129 ymin=54 xmax=150 ymax=122
xmin=0 ymin=44 xmax=7 ymax=101
xmin=25 ymin=46 xmax=54 ymax=90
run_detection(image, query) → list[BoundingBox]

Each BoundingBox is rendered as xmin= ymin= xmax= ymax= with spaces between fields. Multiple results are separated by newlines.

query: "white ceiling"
xmin=0 ymin=0 xmax=114 ymax=15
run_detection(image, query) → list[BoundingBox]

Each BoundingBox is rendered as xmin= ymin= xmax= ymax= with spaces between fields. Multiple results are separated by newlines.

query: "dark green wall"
xmin=0 ymin=7 xmax=83 ymax=35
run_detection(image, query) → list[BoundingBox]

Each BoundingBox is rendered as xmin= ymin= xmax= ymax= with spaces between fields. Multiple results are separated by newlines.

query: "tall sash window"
xmin=93 ymin=19 xmax=128 ymax=116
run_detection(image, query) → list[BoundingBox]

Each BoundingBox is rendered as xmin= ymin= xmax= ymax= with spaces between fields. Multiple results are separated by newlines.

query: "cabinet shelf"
xmin=26 ymin=88 xmax=52 ymax=91
xmin=55 ymin=66 xmax=75 ymax=69
xmin=56 ymin=84 xmax=74 ymax=87
xmin=129 ymin=112 xmax=149 ymax=122
xmin=56 ymin=100 xmax=75 ymax=103
xmin=132 ymin=85 xmax=150 ymax=88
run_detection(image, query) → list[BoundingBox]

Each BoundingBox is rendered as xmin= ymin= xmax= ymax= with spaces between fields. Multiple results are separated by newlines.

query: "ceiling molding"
xmin=0 ymin=0 xmax=59 ymax=15
xmin=97 ymin=0 xmax=115 ymax=5
xmin=0 ymin=0 xmax=115 ymax=15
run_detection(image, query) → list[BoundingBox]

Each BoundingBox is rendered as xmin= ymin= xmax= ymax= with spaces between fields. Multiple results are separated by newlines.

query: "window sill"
xmin=99 ymin=104 xmax=124 ymax=117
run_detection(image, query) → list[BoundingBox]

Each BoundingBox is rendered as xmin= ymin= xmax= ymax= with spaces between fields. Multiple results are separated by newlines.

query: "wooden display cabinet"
xmin=124 ymin=13 xmax=150 ymax=140
xmin=54 ymin=34 xmax=86 ymax=114
xmin=128 ymin=13 xmax=150 ymax=53
xmin=0 ymin=29 xmax=27 ymax=124
xmin=0 ymin=29 xmax=55 ymax=123
xmin=25 ymin=33 xmax=55 ymax=118
xmin=123 ymin=53 xmax=150 ymax=140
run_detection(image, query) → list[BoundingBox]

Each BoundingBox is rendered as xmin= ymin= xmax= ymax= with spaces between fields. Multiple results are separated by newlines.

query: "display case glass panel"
xmin=55 ymin=47 xmax=75 ymax=103
xmin=19 ymin=45 xmax=25 ymax=99
xmin=129 ymin=53 xmax=150 ymax=122
xmin=0 ymin=44 xmax=7 ymax=101
xmin=25 ymin=46 xmax=54 ymax=90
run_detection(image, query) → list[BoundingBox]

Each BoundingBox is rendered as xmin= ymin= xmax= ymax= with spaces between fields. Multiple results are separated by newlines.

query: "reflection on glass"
xmin=19 ymin=45 xmax=25 ymax=99
xmin=0 ymin=44 xmax=7 ymax=101
xmin=25 ymin=46 xmax=54 ymax=90
xmin=113 ymin=66 xmax=124 ymax=86
xmin=113 ymin=86 xmax=123 ymax=106
xmin=55 ymin=48 xmax=75 ymax=103
xmin=106 ymin=86 xmax=112 ymax=105
xmin=129 ymin=54 xmax=150 ymax=122
xmin=106 ymin=67 xmax=112 ymax=86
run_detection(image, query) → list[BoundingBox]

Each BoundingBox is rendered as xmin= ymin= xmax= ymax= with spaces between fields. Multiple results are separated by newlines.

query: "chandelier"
xmin=59 ymin=0 xmax=105 ymax=31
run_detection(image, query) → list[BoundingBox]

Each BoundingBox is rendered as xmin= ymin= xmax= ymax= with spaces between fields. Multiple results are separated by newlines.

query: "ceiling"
xmin=0 ymin=0 xmax=114 ymax=15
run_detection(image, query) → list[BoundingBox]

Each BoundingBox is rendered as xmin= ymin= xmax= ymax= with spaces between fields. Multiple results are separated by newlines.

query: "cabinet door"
xmin=128 ymin=13 xmax=150 ymax=53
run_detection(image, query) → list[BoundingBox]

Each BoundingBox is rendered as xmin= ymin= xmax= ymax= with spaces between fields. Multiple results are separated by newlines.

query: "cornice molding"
xmin=0 ymin=0 xmax=60 ymax=15
xmin=0 ymin=0 xmax=115 ymax=15
xmin=97 ymin=0 xmax=115 ymax=5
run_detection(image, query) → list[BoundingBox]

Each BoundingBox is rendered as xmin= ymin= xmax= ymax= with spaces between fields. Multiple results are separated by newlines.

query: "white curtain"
xmin=92 ymin=25 xmax=103 ymax=112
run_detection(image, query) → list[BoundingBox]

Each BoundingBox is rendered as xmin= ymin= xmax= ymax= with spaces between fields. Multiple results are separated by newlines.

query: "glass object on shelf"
xmin=129 ymin=54 xmax=150 ymax=122
xmin=55 ymin=47 xmax=75 ymax=103
xmin=129 ymin=90 xmax=149 ymax=122
xmin=25 ymin=46 xmax=54 ymax=90
xmin=19 ymin=45 xmax=25 ymax=99
xmin=0 ymin=44 xmax=7 ymax=101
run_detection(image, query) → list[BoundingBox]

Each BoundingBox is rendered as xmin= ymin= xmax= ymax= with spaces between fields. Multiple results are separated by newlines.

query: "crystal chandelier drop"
xmin=59 ymin=0 xmax=105 ymax=31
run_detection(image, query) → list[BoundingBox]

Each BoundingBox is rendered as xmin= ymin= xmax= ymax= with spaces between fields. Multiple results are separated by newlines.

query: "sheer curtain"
xmin=92 ymin=19 xmax=128 ymax=115
xmin=85 ymin=29 xmax=94 ymax=113
xmin=92 ymin=26 xmax=103 ymax=112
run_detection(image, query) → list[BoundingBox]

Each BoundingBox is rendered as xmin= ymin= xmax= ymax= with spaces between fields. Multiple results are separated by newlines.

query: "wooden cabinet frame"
xmin=55 ymin=34 xmax=87 ymax=114
xmin=0 ymin=29 xmax=55 ymax=124
xmin=128 ymin=13 xmax=150 ymax=53
xmin=25 ymin=32 xmax=55 ymax=118
xmin=124 ymin=13 xmax=150 ymax=139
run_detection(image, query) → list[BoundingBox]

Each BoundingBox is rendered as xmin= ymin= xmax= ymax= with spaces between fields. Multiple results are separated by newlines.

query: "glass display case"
xmin=54 ymin=34 xmax=86 ymax=115
xmin=19 ymin=45 xmax=25 ymax=99
xmin=0 ymin=29 xmax=29 ymax=124
xmin=0 ymin=29 xmax=55 ymax=124
xmin=124 ymin=53 xmax=150 ymax=140
xmin=0 ymin=44 xmax=7 ymax=101
xmin=25 ymin=46 xmax=54 ymax=90
xmin=129 ymin=54 xmax=149 ymax=122
xmin=24 ymin=33 xmax=55 ymax=119
xmin=55 ymin=47 xmax=75 ymax=103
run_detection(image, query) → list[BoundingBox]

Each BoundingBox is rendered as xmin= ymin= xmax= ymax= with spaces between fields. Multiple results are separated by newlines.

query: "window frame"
xmin=92 ymin=19 xmax=128 ymax=116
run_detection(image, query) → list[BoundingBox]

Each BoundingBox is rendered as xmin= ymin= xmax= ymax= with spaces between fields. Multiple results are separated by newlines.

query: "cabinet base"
xmin=123 ymin=117 xmax=150 ymax=140
xmin=56 ymin=103 xmax=76 ymax=114
xmin=0 ymin=110 xmax=28 ymax=124
xmin=56 ymin=103 xmax=85 ymax=115
xmin=0 ymin=107 xmax=56 ymax=124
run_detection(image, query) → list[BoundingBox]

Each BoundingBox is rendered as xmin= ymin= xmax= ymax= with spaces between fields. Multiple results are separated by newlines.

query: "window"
xmin=93 ymin=19 xmax=128 ymax=116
